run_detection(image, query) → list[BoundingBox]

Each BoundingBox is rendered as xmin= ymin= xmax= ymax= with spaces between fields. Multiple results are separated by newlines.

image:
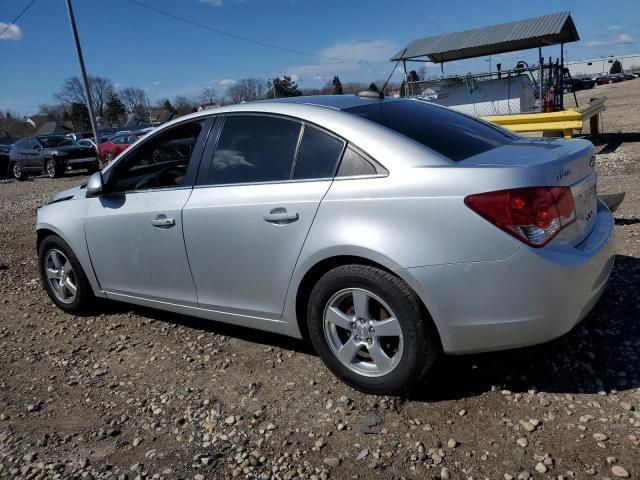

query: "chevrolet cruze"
xmin=36 ymin=95 xmax=615 ymax=394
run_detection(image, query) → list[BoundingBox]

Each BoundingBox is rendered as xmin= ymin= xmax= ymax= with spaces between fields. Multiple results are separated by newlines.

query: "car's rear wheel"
xmin=307 ymin=264 xmax=440 ymax=394
xmin=39 ymin=235 xmax=95 ymax=313
xmin=104 ymin=153 xmax=114 ymax=163
xmin=12 ymin=162 xmax=27 ymax=180
xmin=45 ymin=158 xmax=63 ymax=178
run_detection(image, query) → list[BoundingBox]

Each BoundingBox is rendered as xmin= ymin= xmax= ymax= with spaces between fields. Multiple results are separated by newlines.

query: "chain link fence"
xmin=406 ymin=65 xmax=564 ymax=117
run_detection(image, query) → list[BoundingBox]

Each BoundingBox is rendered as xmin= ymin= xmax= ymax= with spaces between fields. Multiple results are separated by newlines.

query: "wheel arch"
xmin=293 ymin=254 xmax=441 ymax=346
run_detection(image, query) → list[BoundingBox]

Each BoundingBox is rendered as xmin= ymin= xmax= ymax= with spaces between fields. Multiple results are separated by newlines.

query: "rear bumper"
xmin=403 ymin=201 xmax=615 ymax=354
xmin=64 ymin=157 xmax=98 ymax=169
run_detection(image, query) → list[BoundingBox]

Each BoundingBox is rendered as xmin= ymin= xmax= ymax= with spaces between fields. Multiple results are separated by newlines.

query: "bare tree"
xmin=173 ymin=96 xmax=196 ymax=116
xmin=119 ymin=87 xmax=149 ymax=117
xmin=226 ymin=79 xmax=267 ymax=104
xmin=199 ymin=87 xmax=218 ymax=105
xmin=38 ymin=103 xmax=68 ymax=123
xmin=54 ymin=75 xmax=113 ymax=117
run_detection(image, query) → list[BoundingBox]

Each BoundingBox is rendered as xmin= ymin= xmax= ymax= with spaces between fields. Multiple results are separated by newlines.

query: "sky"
xmin=1 ymin=0 xmax=639 ymax=115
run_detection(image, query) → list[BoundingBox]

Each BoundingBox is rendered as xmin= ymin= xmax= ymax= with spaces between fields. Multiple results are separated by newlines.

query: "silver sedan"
xmin=36 ymin=95 xmax=615 ymax=394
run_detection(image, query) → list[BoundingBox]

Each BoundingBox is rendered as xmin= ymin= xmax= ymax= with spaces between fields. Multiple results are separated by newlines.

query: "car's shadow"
xmin=102 ymin=254 xmax=640 ymax=399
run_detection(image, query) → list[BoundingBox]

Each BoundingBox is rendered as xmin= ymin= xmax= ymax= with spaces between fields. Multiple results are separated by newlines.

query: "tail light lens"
xmin=464 ymin=187 xmax=576 ymax=247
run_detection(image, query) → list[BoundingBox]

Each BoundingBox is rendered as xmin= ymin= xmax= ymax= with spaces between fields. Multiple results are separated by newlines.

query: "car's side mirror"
xmin=33 ymin=145 xmax=42 ymax=151
xmin=86 ymin=171 xmax=104 ymax=198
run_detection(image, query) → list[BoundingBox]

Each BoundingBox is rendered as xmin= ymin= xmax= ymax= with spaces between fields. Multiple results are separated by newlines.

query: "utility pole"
xmin=64 ymin=0 xmax=100 ymax=148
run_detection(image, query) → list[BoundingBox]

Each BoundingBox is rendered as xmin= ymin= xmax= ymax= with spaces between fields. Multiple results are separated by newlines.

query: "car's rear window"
xmin=343 ymin=100 xmax=516 ymax=162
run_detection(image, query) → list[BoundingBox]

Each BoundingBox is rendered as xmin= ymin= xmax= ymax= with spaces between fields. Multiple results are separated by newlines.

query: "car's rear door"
xmin=182 ymin=114 xmax=345 ymax=320
xmin=84 ymin=118 xmax=212 ymax=305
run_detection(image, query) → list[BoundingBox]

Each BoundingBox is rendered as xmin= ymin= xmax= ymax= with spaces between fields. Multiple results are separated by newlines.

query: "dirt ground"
xmin=0 ymin=80 xmax=639 ymax=480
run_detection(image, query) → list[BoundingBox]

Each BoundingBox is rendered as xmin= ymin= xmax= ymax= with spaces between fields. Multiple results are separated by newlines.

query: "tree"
xmin=200 ymin=87 xmax=218 ymax=105
xmin=407 ymin=70 xmax=420 ymax=83
xmin=226 ymin=78 xmax=267 ymax=104
xmin=161 ymin=99 xmax=176 ymax=114
xmin=271 ymin=76 xmax=302 ymax=98
xmin=610 ymin=59 xmax=622 ymax=74
xmin=104 ymin=94 xmax=126 ymax=127
xmin=38 ymin=103 xmax=68 ymax=123
xmin=119 ymin=87 xmax=149 ymax=118
xmin=173 ymin=96 xmax=196 ymax=116
xmin=54 ymin=75 xmax=113 ymax=117
xmin=368 ymin=82 xmax=379 ymax=92
xmin=70 ymin=102 xmax=90 ymax=131
xmin=331 ymin=76 xmax=343 ymax=95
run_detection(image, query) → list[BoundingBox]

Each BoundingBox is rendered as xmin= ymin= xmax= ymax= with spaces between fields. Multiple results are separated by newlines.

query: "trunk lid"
xmin=462 ymin=137 xmax=598 ymax=245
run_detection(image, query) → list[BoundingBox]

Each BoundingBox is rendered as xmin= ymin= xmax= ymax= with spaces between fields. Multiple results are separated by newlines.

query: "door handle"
xmin=263 ymin=208 xmax=299 ymax=224
xmin=150 ymin=215 xmax=176 ymax=228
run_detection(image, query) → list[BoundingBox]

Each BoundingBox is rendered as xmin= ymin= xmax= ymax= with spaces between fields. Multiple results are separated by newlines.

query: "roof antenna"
xmin=380 ymin=48 xmax=408 ymax=98
xmin=358 ymin=48 xmax=407 ymax=100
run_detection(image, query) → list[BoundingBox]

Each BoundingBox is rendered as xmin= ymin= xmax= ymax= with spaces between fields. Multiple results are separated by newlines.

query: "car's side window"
xmin=208 ymin=115 xmax=301 ymax=185
xmin=110 ymin=120 xmax=204 ymax=193
xmin=336 ymin=146 xmax=387 ymax=177
xmin=293 ymin=125 xmax=345 ymax=180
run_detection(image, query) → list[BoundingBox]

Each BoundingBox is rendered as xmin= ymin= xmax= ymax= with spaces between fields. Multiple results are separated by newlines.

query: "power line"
xmin=128 ymin=0 xmax=360 ymax=63
xmin=0 ymin=0 xmax=38 ymax=38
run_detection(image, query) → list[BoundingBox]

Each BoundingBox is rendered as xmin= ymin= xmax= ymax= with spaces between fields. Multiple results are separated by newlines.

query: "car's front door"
xmin=84 ymin=118 xmax=211 ymax=305
xmin=183 ymin=115 xmax=346 ymax=319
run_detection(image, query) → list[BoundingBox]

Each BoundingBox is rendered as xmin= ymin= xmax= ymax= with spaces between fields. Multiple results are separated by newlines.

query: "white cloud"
xmin=319 ymin=39 xmax=398 ymax=62
xmin=114 ymin=82 xmax=122 ymax=89
xmin=606 ymin=24 xmax=623 ymax=32
xmin=585 ymin=31 xmax=635 ymax=48
xmin=0 ymin=23 xmax=23 ymax=41
xmin=199 ymin=0 xmax=224 ymax=6
xmin=153 ymin=80 xmax=162 ymax=86
xmin=285 ymin=39 xmax=400 ymax=83
xmin=615 ymin=32 xmax=634 ymax=45
xmin=219 ymin=78 xmax=237 ymax=86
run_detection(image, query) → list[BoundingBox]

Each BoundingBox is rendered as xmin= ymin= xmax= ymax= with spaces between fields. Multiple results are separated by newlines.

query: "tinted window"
xmin=38 ymin=136 xmax=75 ymax=147
xmin=111 ymin=121 xmax=203 ymax=192
xmin=16 ymin=139 xmax=29 ymax=149
xmin=293 ymin=126 xmax=344 ymax=180
xmin=210 ymin=115 xmax=301 ymax=185
xmin=343 ymin=100 xmax=516 ymax=162
xmin=337 ymin=147 xmax=378 ymax=177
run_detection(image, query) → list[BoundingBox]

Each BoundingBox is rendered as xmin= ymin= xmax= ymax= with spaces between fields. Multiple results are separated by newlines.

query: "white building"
xmin=567 ymin=54 xmax=640 ymax=76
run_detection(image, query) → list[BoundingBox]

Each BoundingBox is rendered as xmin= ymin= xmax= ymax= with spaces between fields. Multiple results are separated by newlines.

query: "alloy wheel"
xmin=44 ymin=249 xmax=77 ymax=304
xmin=46 ymin=160 xmax=56 ymax=178
xmin=323 ymin=288 xmax=404 ymax=377
xmin=12 ymin=163 xmax=22 ymax=179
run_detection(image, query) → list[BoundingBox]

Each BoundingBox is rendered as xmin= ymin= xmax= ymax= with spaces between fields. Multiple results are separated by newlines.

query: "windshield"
xmin=37 ymin=136 xmax=77 ymax=147
xmin=343 ymin=100 xmax=517 ymax=162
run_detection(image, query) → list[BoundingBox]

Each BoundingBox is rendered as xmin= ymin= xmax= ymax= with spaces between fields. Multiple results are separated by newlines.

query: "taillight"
xmin=464 ymin=187 xmax=576 ymax=247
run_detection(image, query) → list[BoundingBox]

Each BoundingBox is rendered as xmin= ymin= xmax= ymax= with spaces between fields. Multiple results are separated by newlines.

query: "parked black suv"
xmin=9 ymin=135 xmax=99 ymax=180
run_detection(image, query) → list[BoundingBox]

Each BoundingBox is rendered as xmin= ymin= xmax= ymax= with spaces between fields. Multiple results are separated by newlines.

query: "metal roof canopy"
xmin=392 ymin=12 xmax=579 ymax=63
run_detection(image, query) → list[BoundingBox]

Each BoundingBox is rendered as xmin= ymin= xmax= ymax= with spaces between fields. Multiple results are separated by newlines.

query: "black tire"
xmin=45 ymin=158 xmax=63 ymax=178
xmin=38 ymin=235 xmax=95 ymax=314
xmin=11 ymin=162 xmax=27 ymax=181
xmin=307 ymin=264 xmax=440 ymax=395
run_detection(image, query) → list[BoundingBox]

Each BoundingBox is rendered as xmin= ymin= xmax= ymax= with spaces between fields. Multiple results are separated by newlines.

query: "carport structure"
xmin=392 ymin=12 xmax=580 ymax=113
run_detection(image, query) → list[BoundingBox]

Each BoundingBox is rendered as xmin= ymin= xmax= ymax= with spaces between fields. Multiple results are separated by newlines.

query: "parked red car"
xmin=594 ymin=75 xmax=613 ymax=85
xmin=98 ymin=133 xmax=140 ymax=163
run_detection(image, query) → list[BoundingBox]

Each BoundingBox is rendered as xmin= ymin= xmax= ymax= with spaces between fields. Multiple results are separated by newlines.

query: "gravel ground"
xmin=0 ymin=80 xmax=639 ymax=479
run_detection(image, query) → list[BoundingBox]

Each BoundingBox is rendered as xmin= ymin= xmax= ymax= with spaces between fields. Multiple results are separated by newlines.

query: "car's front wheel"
xmin=39 ymin=235 xmax=95 ymax=313
xmin=307 ymin=264 xmax=440 ymax=394
xmin=45 ymin=158 xmax=63 ymax=178
xmin=12 ymin=162 xmax=27 ymax=180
